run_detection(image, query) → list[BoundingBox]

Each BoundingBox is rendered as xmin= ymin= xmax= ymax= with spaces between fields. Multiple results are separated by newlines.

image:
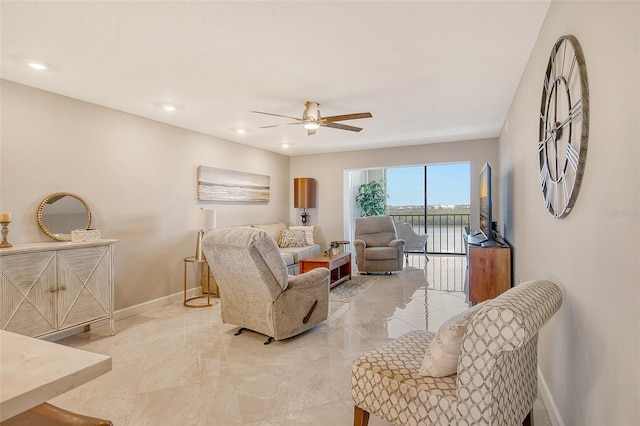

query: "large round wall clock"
xmin=539 ymin=35 xmax=589 ymax=218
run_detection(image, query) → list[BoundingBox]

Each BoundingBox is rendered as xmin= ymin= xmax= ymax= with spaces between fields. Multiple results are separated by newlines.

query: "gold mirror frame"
xmin=37 ymin=192 xmax=92 ymax=242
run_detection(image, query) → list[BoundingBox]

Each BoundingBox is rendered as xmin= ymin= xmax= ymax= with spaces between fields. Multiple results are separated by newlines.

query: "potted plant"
xmin=355 ymin=180 xmax=389 ymax=216
xmin=325 ymin=241 xmax=342 ymax=256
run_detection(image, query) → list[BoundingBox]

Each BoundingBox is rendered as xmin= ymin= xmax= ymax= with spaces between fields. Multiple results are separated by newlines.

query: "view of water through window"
xmin=387 ymin=163 xmax=470 ymax=254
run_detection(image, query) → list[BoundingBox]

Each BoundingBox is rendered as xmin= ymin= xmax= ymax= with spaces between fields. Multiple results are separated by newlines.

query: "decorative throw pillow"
xmin=277 ymin=229 xmax=307 ymax=248
xmin=419 ymin=301 xmax=488 ymax=377
xmin=288 ymin=225 xmax=315 ymax=246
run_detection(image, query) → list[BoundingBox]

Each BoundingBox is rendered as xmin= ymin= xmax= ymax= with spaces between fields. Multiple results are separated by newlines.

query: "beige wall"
xmin=290 ymin=138 xmax=499 ymax=250
xmin=499 ymin=1 xmax=639 ymax=425
xmin=0 ymin=80 xmax=290 ymax=309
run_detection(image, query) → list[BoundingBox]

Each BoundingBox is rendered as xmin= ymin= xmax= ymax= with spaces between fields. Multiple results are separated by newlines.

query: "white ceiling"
xmin=1 ymin=1 xmax=550 ymax=156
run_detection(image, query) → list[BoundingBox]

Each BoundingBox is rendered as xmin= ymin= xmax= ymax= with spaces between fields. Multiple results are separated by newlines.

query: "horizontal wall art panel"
xmin=197 ymin=166 xmax=270 ymax=202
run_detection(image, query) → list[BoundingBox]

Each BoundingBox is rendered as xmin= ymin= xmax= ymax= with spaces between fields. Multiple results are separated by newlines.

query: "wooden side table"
xmin=299 ymin=251 xmax=352 ymax=289
xmin=183 ymin=257 xmax=212 ymax=308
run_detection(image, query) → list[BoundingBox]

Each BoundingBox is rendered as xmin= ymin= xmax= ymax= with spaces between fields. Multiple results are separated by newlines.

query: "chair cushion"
xmin=277 ymin=229 xmax=306 ymax=248
xmin=280 ymin=252 xmax=295 ymax=266
xmin=419 ymin=301 xmax=488 ymax=377
xmin=363 ymin=246 xmax=398 ymax=260
xmin=279 ymin=244 xmax=321 ymax=264
xmin=352 ymin=330 xmax=458 ymax=425
xmin=288 ymin=225 xmax=315 ymax=245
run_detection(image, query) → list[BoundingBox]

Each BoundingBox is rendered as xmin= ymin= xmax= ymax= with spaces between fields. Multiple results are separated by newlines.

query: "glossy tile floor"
xmin=52 ymin=255 xmax=552 ymax=425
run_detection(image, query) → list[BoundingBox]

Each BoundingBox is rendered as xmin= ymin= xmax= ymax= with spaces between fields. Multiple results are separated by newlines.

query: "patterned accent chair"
xmin=351 ymin=280 xmax=563 ymax=425
xmin=354 ymin=216 xmax=405 ymax=273
xmin=201 ymin=226 xmax=330 ymax=344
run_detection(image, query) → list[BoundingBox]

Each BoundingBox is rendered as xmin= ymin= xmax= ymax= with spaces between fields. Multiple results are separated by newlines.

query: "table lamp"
xmin=294 ymin=178 xmax=316 ymax=225
xmin=188 ymin=208 xmax=216 ymax=261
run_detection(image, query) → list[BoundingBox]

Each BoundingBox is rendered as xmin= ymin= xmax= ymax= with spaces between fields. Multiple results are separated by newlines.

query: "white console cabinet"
xmin=0 ymin=240 xmax=117 ymax=338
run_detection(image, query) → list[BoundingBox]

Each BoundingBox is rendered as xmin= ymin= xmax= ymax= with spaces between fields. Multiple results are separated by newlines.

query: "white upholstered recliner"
xmin=354 ymin=216 xmax=405 ymax=273
xmin=201 ymin=226 xmax=330 ymax=344
xmin=351 ymin=280 xmax=563 ymax=425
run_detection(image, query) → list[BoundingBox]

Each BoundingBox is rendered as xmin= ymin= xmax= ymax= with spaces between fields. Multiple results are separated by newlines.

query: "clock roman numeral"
xmin=539 ymin=135 xmax=551 ymax=152
xmin=540 ymin=163 xmax=549 ymax=188
xmin=557 ymin=100 xmax=582 ymax=130
xmin=566 ymin=143 xmax=580 ymax=171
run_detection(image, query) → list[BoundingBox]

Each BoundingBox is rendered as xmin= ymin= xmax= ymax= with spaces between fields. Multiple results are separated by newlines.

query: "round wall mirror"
xmin=37 ymin=192 xmax=92 ymax=241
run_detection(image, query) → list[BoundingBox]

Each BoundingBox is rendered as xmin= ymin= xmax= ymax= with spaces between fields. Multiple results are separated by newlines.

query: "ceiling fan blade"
xmin=260 ymin=122 xmax=303 ymax=129
xmin=251 ymin=111 xmax=302 ymax=121
xmin=321 ymin=112 xmax=372 ymax=122
xmin=321 ymin=122 xmax=363 ymax=132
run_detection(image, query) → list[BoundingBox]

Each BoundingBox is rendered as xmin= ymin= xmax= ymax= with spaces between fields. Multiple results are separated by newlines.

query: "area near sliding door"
xmin=386 ymin=162 xmax=470 ymax=255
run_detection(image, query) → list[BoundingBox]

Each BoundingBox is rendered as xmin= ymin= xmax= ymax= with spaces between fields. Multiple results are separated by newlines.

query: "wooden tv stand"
xmin=465 ymin=236 xmax=511 ymax=305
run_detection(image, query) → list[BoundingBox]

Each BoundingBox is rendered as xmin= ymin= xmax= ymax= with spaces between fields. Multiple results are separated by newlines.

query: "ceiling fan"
xmin=251 ymin=101 xmax=372 ymax=135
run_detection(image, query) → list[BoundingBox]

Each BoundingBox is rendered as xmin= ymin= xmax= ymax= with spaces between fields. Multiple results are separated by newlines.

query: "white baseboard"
xmin=43 ymin=288 xmax=202 ymax=342
xmin=113 ymin=288 xmax=199 ymax=321
xmin=538 ymin=365 xmax=565 ymax=426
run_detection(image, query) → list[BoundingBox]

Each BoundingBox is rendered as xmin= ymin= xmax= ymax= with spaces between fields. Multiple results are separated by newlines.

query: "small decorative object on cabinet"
xmin=0 ymin=213 xmax=12 ymax=248
xmin=466 ymin=237 xmax=511 ymax=305
xmin=0 ymin=240 xmax=117 ymax=338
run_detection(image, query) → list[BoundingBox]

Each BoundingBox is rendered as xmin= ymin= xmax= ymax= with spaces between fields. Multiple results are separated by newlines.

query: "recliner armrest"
xmin=389 ymin=239 xmax=406 ymax=250
xmin=287 ymin=267 xmax=330 ymax=290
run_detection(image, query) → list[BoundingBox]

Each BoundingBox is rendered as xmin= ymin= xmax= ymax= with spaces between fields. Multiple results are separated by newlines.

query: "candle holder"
xmin=0 ymin=221 xmax=12 ymax=248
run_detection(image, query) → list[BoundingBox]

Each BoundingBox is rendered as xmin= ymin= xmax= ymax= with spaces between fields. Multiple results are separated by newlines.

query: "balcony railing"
xmin=389 ymin=213 xmax=470 ymax=255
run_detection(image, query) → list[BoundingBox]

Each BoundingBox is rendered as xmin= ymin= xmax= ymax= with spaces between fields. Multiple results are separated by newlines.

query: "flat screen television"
xmin=479 ymin=163 xmax=493 ymax=241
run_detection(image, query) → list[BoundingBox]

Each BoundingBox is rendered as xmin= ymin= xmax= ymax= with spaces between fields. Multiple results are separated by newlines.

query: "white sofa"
xmin=250 ymin=222 xmax=321 ymax=275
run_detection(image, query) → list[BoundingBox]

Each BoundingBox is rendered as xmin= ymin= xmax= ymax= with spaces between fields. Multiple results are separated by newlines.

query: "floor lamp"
xmin=188 ymin=208 xmax=216 ymax=261
xmin=294 ymin=178 xmax=316 ymax=225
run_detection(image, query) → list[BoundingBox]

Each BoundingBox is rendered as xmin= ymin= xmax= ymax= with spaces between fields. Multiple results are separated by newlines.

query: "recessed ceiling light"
xmin=154 ymin=102 xmax=182 ymax=112
xmin=25 ymin=60 xmax=50 ymax=70
xmin=231 ymin=127 xmax=250 ymax=135
xmin=278 ymin=143 xmax=291 ymax=149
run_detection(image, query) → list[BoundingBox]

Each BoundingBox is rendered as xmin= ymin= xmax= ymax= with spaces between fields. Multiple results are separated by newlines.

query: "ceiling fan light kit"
xmin=251 ymin=101 xmax=372 ymax=136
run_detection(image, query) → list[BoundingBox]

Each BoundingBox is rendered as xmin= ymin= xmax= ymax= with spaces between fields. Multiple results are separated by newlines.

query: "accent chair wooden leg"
xmin=354 ymin=406 xmax=370 ymax=426
xmin=523 ymin=410 xmax=533 ymax=426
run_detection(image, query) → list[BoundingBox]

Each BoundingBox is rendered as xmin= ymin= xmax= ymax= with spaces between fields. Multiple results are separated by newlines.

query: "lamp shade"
xmin=294 ymin=178 xmax=316 ymax=208
xmin=187 ymin=208 xmax=216 ymax=231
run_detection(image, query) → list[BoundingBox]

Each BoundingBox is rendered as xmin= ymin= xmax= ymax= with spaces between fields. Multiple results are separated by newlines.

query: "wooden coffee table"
xmin=299 ymin=251 xmax=351 ymax=288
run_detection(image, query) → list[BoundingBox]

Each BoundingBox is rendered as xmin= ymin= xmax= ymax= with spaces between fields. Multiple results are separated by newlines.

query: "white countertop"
xmin=0 ymin=239 xmax=118 ymax=256
xmin=0 ymin=330 xmax=112 ymax=421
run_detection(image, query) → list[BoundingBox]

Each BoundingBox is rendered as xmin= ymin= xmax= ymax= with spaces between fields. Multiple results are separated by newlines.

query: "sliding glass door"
xmin=386 ymin=163 xmax=470 ymax=255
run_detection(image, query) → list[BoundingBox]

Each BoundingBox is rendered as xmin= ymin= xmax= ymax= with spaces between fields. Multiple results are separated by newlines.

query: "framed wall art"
xmin=197 ymin=166 xmax=270 ymax=202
